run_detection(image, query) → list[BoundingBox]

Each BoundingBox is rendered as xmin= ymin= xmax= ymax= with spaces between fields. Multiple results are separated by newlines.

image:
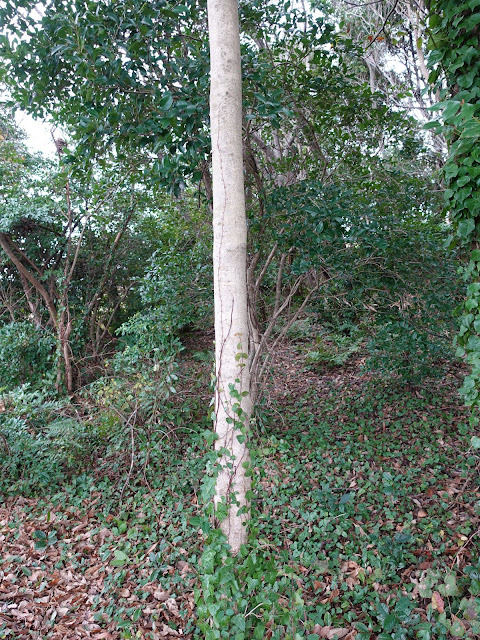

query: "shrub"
xmin=365 ymin=318 xmax=453 ymax=386
xmin=0 ymin=385 xmax=94 ymax=494
xmin=0 ymin=322 xmax=55 ymax=390
xmin=140 ymin=212 xmax=213 ymax=333
xmin=306 ymin=327 xmax=363 ymax=369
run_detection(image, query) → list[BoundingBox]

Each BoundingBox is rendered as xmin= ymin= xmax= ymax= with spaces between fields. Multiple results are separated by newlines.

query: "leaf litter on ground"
xmin=0 ymin=340 xmax=479 ymax=638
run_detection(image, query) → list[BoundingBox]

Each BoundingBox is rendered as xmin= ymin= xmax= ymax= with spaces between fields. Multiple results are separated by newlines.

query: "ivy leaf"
xmin=460 ymin=120 xmax=480 ymax=138
xmin=457 ymin=219 xmax=475 ymax=240
xmin=32 ymin=530 xmax=47 ymax=550
xmin=454 ymin=102 xmax=478 ymax=124
xmin=439 ymin=574 xmax=460 ymax=596
xmin=442 ymin=100 xmax=461 ymax=122
xmin=339 ymin=492 xmax=354 ymax=504
xmin=111 ymin=549 xmax=129 ymax=567
xmin=423 ymin=120 xmax=442 ymax=131
xmin=450 ymin=616 xmax=466 ymax=638
xmin=470 ymin=249 xmax=480 ymax=261
xmin=383 ymin=614 xmax=399 ymax=633
xmin=471 ymin=436 xmax=480 ymax=449
xmin=171 ymin=4 xmax=189 ymax=14
xmin=431 ymin=591 xmax=445 ymax=613
xmin=457 ymin=175 xmax=471 ymax=187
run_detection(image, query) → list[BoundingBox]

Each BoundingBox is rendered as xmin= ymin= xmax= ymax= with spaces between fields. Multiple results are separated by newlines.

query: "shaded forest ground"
xmin=1 ymin=334 xmax=479 ymax=639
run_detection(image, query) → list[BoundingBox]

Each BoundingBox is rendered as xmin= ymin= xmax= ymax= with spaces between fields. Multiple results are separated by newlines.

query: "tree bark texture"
xmin=207 ymin=0 xmax=252 ymax=555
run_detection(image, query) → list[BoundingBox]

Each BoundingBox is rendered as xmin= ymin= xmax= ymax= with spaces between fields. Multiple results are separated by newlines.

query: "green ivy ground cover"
xmin=0 ymin=352 xmax=479 ymax=639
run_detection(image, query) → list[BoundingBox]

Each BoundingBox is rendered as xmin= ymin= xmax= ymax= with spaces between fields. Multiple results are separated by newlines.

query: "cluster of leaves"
xmin=0 ymin=0 xmax=210 ymax=190
xmin=0 ymin=436 xmax=206 ymax=639
xmin=0 ymin=321 xmax=56 ymax=388
xmin=86 ymin=309 xmax=184 ymax=439
xmin=259 ymin=176 xmax=460 ymax=385
xmin=248 ymin=371 xmax=480 ymax=639
xmin=0 ymin=103 xmax=213 ymax=394
xmin=139 ymin=199 xmax=213 ymax=333
xmin=426 ymin=0 xmax=480 ymax=410
xmin=305 ymin=325 xmax=363 ymax=369
xmin=0 ymin=386 xmax=96 ymax=494
xmin=0 ymin=304 xmax=194 ymax=498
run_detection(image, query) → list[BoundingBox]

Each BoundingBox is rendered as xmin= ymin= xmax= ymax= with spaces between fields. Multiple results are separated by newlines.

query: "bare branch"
xmin=364 ymin=0 xmax=401 ymax=51
xmin=0 ymin=233 xmax=58 ymax=327
xmin=255 ymin=242 xmax=278 ymax=289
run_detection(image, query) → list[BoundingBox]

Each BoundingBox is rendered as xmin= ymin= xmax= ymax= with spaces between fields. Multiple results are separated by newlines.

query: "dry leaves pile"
xmin=0 ymin=498 xmax=195 ymax=639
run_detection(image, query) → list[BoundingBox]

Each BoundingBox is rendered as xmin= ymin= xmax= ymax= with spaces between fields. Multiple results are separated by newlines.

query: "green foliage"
xmin=0 ymin=386 xmax=94 ymax=494
xmin=196 ymin=532 xmax=306 ymax=640
xmin=272 ymin=179 xmax=459 ymax=384
xmin=139 ymin=199 xmax=212 ymax=332
xmin=114 ymin=309 xmax=183 ymax=376
xmin=0 ymin=0 xmax=210 ymax=190
xmin=0 ymin=344 xmax=476 ymax=638
xmin=0 ymin=2 xmax=474 ymax=637
xmin=354 ymin=214 xmax=459 ymax=384
xmin=427 ymin=0 xmax=480 ymax=412
xmin=245 ymin=162 xmax=457 ymax=386
xmin=0 ymin=311 xmax=189 ymax=496
xmin=84 ymin=310 xmax=184 ymax=454
xmin=366 ymin=319 xmax=451 ymax=386
xmin=0 ymin=111 xmax=194 ymax=391
xmin=306 ymin=327 xmax=363 ymax=369
xmin=194 ymin=374 xmax=478 ymax=639
xmin=0 ymin=0 xmax=455 ymax=398
xmin=251 ymin=380 xmax=477 ymax=640
xmin=0 ymin=322 xmax=56 ymax=389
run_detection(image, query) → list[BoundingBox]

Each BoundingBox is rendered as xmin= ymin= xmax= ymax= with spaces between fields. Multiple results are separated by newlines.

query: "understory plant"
xmin=0 ymin=385 xmax=92 ymax=494
xmin=0 ymin=321 xmax=56 ymax=390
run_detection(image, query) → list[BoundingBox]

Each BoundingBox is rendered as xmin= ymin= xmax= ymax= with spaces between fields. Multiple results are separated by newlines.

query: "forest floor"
xmin=1 ymin=337 xmax=479 ymax=639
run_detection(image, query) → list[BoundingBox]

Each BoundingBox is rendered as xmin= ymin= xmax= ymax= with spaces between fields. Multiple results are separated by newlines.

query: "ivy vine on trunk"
xmin=426 ymin=0 xmax=480 ymax=416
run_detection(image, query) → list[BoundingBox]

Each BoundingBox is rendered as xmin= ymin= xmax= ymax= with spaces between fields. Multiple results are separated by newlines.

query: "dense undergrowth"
xmin=1 ymin=334 xmax=479 ymax=640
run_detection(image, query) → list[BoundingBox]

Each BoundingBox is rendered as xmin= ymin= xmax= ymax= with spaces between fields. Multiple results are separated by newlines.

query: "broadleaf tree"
xmin=207 ymin=0 xmax=252 ymax=554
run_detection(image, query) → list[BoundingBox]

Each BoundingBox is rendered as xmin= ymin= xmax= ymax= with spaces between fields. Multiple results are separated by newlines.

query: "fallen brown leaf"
xmin=431 ymin=591 xmax=444 ymax=613
xmin=312 ymin=625 xmax=350 ymax=639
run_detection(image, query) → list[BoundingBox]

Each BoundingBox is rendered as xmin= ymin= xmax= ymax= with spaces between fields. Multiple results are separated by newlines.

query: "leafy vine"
xmin=427 ymin=0 xmax=480 ymax=415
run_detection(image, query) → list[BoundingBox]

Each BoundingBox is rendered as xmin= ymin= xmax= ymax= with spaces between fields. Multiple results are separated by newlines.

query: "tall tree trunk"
xmin=207 ymin=0 xmax=252 ymax=554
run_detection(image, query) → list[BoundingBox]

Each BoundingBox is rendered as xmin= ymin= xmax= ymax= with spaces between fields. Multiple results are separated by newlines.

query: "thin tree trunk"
xmin=0 ymin=233 xmax=58 ymax=326
xmin=207 ymin=0 xmax=252 ymax=554
xmin=20 ymin=273 xmax=43 ymax=328
xmin=59 ymin=312 xmax=74 ymax=394
xmin=0 ymin=232 xmax=76 ymax=393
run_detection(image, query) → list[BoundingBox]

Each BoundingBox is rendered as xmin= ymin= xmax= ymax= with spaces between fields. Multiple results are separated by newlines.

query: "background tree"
xmin=325 ymin=0 xmax=446 ymax=159
xmin=0 ymin=0 xmax=459 ymax=398
xmin=0 ymin=111 xmax=179 ymax=391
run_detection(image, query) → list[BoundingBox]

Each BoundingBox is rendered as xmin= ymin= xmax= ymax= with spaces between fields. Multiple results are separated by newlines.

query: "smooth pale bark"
xmin=207 ymin=0 xmax=252 ymax=555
